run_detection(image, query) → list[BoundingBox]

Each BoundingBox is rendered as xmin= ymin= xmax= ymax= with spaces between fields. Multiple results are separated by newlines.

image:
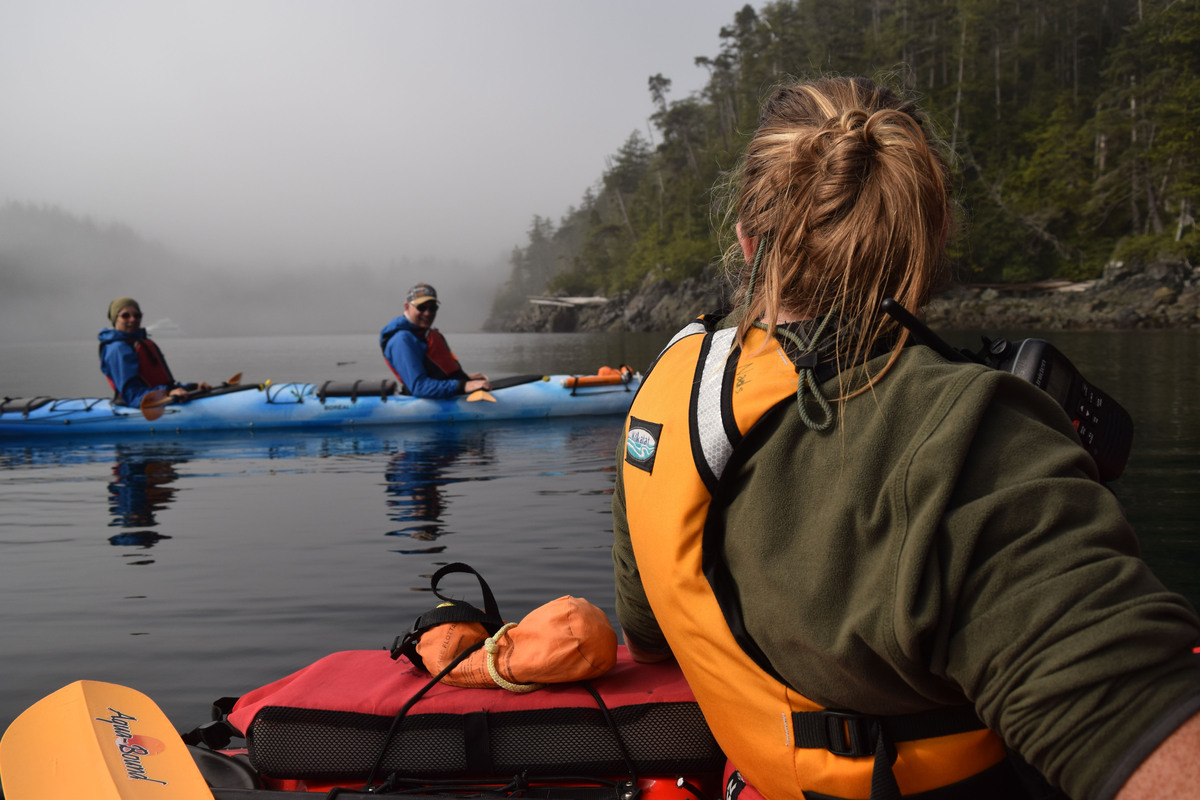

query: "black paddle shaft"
xmin=485 ymin=374 xmax=547 ymax=391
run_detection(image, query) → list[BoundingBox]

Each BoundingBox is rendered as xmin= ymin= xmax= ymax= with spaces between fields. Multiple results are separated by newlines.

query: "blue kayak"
xmin=0 ymin=372 xmax=641 ymax=436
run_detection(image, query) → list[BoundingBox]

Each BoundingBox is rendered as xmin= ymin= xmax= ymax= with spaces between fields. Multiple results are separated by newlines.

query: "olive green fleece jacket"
xmin=612 ymin=343 xmax=1200 ymax=800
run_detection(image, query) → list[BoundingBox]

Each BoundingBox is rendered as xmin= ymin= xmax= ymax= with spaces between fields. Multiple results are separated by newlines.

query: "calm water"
xmin=1 ymin=329 xmax=1198 ymax=735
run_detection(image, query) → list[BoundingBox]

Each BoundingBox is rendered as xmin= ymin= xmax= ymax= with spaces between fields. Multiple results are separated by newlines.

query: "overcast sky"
xmin=1 ymin=0 xmax=747 ymax=273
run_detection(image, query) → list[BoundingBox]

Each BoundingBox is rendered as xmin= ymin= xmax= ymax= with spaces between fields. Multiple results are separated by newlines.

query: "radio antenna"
xmin=880 ymin=298 xmax=976 ymax=364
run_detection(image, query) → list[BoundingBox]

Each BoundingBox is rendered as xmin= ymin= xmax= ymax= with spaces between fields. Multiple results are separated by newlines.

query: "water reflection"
xmin=108 ymin=450 xmax=181 ymax=528
xmin=383 ymin=427 xmax=491 ymax=555
xmin=1 ymin=331 xmax=1196 ymax=738
xmin=106 ymin=443 xmax=189 ymax=563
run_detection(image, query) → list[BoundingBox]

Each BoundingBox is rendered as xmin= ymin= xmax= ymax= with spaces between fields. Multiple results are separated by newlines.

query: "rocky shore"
xmin=495 ymin=258 xmax=1200 ymax=334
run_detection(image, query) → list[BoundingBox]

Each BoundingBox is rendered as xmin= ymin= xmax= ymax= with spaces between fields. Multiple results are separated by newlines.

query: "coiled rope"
xmin=485 ymin=623 xmax=545 ymax=693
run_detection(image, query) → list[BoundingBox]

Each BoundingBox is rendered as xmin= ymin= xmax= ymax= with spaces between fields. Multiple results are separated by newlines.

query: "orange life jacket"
xmin=620 ymin=319 xmax=1012 ymax=800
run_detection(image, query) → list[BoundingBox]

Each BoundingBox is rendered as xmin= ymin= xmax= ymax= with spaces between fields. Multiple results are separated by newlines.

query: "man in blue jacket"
xmin=379 ymin=283 xmax=490 ymax=398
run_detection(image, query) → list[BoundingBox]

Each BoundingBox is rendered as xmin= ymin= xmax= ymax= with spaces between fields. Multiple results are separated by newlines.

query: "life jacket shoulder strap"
xmin=690 ymin=327 xmax=742 ymax=491
xmin=643 ymin=312 xmax=725 ymax=381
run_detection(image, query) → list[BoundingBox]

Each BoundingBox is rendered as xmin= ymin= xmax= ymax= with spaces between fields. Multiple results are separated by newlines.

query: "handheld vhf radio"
xmin=881 ymin=298 xmax=1133 ymax=482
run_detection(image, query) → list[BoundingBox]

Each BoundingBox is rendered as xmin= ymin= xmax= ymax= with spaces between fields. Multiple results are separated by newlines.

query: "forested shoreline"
xmin=503 ymin=255 xmax=1200 ymax=333
xmin=486 ymin=0 xmax=1198 ymax=332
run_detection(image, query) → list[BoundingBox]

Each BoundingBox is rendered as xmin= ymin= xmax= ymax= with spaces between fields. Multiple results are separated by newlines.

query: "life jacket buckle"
xmin=820 ymin=710 xmax=878 ymax=758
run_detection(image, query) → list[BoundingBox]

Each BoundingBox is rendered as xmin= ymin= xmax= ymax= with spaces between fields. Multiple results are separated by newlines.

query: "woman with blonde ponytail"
xmin=613 ymin=76 xmax=1200 ymax=800
xmin=728 ymin=76 xmax=952 ymax=402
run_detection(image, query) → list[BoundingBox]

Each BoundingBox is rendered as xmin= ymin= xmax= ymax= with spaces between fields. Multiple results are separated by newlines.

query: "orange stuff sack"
xmin=417 ymin=595 xmax=618 ymax=692
xmin=412 ymin=616 xmax=494 ymax=678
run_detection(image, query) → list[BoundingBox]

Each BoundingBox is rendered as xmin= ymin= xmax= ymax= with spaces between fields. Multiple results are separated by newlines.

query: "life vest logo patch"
xmin=625 ymin=417 xmax=662 ymax=473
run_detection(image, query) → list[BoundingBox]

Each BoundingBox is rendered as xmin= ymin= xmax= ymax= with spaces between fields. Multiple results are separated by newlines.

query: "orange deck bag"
xmin=416 ymin=594 xmax=618 ymax=691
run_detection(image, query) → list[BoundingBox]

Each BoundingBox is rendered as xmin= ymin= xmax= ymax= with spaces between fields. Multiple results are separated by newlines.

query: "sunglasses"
xmin=415 ymin=302 xmax=439 ymax=312
xmin=119 ymin=312 xmax=143 ymax=320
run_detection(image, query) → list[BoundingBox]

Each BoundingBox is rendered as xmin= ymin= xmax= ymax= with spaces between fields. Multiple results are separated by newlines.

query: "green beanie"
xmin=108 ymin=297 xmax=141 ymax=325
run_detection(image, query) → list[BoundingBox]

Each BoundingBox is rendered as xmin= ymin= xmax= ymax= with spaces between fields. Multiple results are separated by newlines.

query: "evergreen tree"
xmin=491 ymin=0 xmax=1198 ymax=324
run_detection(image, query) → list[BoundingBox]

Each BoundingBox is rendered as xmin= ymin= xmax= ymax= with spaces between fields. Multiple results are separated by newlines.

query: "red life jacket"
xmin=101 ymin=337 xmax=175 ymax=396
xmin=382 ymin=328 xmax=466 ymax=391
xmin=135 ymin=338 xmax=175 ymax=386
xmin=424 ymin=328 xmax=465 ymax=378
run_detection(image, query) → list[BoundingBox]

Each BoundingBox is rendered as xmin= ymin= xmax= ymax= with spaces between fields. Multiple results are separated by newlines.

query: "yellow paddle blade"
xmin=0 ymin=680 xmax=211 ymax=800
xmin=466 ymin=390 xmax=497 ymax=403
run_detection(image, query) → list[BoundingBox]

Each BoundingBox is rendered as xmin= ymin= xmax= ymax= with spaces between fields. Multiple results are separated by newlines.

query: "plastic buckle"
xmin=390 ymin=625 xmax=422 ymax=664
xmin=821 ymin=710 xmax=877 ymax=758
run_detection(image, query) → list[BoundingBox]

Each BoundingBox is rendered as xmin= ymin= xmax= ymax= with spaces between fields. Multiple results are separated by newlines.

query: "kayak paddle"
xmin=486 ymin=374 xmax=549 ymax=391
xmin=1 ymin=681 xmax=471 ymax=799
xmin=0 ymin=680 xmax=213 ymax=800
xmin=139 ymin=389 xmax=173 ymax=420
xmin=139 ymin=373 xmax=244 ymax=422
xmin=465 ymin=374 xmax=548 ymax=403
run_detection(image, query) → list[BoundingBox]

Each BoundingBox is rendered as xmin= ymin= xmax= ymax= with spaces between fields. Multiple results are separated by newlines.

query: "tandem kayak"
xmin=0 ymin=369 xmax=641 ymax=437
xmin=0 ymin=647 xmax=726 ymax=800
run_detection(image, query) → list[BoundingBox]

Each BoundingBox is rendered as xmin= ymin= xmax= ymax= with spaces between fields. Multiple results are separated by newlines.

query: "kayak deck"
xmin=0 ymin=373 xmax=641 ymax=436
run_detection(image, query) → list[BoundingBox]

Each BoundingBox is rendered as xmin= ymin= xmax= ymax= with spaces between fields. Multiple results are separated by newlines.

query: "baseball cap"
xmin=406 ymin=283 xmax=438 ymax=306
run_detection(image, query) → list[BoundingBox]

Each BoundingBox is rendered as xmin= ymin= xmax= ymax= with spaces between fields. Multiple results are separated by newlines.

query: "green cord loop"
xmin=742 ymin=235 xmax=834 ymax=431
xmin=743 ymin=234 xmax=768 ymax=313
xmin=753 ymin=310 xmax=837 ymax=432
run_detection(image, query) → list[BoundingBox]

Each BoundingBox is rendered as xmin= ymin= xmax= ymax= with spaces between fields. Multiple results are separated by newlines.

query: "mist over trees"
xmin=0 ymin=201 xmax=504 ymax=342
xmin=5 ymin=1 xmax=1194 ymax=342
xmin=488 ymin=0 xmax=1199 ymax=326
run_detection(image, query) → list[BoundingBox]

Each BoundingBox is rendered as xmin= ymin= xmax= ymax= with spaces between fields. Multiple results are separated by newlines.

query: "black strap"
xmin=427 ymin=562 xmax=501 ymax=617
xmin=365 ymin=637 xmax=487 ymax=790
xmin=579 ymin=682 xmax=639 ymax=784
xmin=390 ymin=563 xmax=505 ymax=671
xmin=792 ymin=705 xmax=988 ymax=800
xmin=792 ymin=704 xmax=986 ymax=754
xmin=180 ymin=696 xmax=242 ymax=749
xmin=379 ymin=327 xmax=399 ymax=352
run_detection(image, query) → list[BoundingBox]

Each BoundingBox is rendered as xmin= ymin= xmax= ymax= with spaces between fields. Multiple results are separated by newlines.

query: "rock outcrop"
xmin=494 ymin=258 xmax=1200 ymax=333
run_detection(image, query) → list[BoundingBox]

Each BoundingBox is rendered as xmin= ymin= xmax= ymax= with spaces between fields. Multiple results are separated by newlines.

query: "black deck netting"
xmin=247 ymin=701 xmax=724 ymax=781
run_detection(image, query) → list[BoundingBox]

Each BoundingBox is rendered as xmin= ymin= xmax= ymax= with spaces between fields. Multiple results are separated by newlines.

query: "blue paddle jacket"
xmin=97 ymin=328 xmax=177 ymax=407
xmin=379 ymin=316 xmax=467 ymax=399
